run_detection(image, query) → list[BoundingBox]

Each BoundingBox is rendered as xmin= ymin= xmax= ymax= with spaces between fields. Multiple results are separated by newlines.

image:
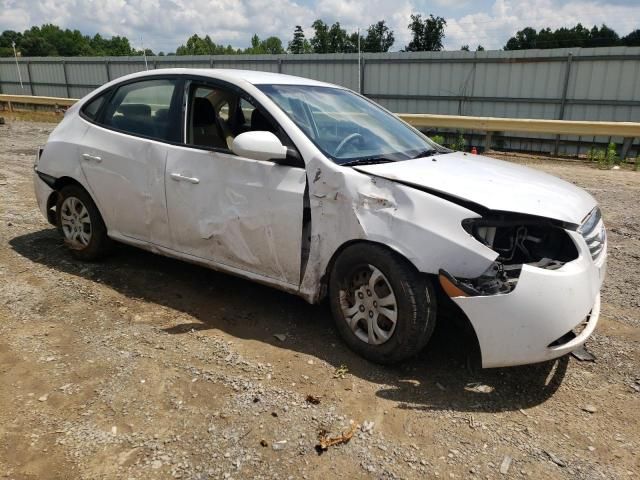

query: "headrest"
xmin=154 ymin=108 xmax=169 ymax=122
xmin=117 ymin=103 xmax=151 ymax=117
xmin=193 ymin=98 xmax=216 ymax=125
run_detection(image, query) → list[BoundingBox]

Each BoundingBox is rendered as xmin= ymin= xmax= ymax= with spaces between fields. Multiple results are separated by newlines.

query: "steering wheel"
xmin=334 ymin=133 xmax=363 ymax=156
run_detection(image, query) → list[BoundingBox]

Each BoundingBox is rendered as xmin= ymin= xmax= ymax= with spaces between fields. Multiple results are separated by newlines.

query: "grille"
xmin=579 ymin=207 xmax=606 ymax=261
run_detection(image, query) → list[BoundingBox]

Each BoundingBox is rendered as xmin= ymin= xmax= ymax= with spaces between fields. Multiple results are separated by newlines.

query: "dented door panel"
xmin=165 ymin=145 xmax=306 ymax=286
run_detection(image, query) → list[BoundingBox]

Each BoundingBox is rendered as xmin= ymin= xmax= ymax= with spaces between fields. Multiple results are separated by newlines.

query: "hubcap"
xmin=339 ymin=265 xmax=398 ymax=345
xmin=60 ymin=196 xmax=92 ymax=248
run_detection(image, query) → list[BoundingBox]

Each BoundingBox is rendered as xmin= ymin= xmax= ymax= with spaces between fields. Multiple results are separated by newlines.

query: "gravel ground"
xmin=0 ymin=120 xmax=638 ymax=480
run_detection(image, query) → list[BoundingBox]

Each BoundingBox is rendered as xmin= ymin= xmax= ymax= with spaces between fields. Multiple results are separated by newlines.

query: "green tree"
xmin=260 ymin=36 xmax=285 ymax=54
xmin=247 ymin=33 xmax=263 ymax=53
xmin=405 ymin=14 xmax=446 ymax=51
xmin=363 ymin=20 xmax=394 ymax=52
xmin=460 ymin=44 xmax=470 ymax=51
xmin=504 ymin=26 xmax=538 ymax=50
xmin=476 ymin=45 xmax=485 ymax=51
xmin=588 ymin=24 xmax=620 ymax=47
xmin=288 ymin=25 xmax=311 ymax=54
xmin=328 ymin=22 xmax=350 ymax=52
xmin=176 ymin=34 xmax=227 ymax=55
xmin=504 ymin=23 xmax=623 ymax=50
xmin=242 ymin=34 xmax=284 ymax=54
xmin=310 ymin=20 xmax=330 ymax=53
xmin=0 ymin=30 xmax=23 ymax=57
xmin=622 ymin=29 xmax=640 ymax=46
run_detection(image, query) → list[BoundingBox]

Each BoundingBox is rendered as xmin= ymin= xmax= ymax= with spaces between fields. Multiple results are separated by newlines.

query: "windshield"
xmin=258 ymin=84 xmax=443 ymax=165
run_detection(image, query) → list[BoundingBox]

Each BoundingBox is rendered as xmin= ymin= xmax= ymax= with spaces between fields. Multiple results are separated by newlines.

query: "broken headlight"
xmin=439 ymin=215 xmax=579 ymax=297
xmin=462 ymin=216 xmax=579 ymax=267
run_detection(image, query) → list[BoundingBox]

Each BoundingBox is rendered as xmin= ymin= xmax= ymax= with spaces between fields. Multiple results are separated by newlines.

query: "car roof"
xmin=112 ymin=68 xmax=339 ymax=88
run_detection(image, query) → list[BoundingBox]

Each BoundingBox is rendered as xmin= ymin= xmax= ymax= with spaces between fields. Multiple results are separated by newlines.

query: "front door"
xmin=164 ymin=82 xmax=306 ymax=286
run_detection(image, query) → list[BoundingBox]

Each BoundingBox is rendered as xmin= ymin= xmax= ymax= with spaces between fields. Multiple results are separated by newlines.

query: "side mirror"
xmin=231 ymin=131 xmax=287 ymax=162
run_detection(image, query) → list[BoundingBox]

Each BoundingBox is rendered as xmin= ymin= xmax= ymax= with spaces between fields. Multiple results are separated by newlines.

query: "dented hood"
xmin=353 ymin=152 xmax=597 ymax=225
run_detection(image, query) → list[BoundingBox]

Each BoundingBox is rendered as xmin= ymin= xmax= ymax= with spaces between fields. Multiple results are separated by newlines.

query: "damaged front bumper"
xmin=448 ymin=230 xmax=606 ymax=368
xmin=33 ymin=168 xmax=55 ymax=223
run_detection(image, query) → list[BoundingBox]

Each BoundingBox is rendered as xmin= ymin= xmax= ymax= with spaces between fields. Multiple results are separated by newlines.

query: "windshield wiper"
xmin=411 ymin=149 xmax=443 ymax=159
xmin=340 ymin=158 xmax=396 ymax=167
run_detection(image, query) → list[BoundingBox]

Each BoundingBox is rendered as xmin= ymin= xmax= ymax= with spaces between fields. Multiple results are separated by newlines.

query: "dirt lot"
xmin=0 ymin=120 xmax=638 ymax=480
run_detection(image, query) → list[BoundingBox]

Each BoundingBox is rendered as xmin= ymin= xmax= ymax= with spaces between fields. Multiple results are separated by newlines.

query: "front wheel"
xmin=329 ymin=243 xmax=437 ymax=364
xmin=56 ymin=185 xmax=112 ymax=261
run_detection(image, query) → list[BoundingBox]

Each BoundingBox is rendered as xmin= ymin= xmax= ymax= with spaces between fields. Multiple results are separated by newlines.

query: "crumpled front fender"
xmin=299 ymin=158 xmax=498 ymax=302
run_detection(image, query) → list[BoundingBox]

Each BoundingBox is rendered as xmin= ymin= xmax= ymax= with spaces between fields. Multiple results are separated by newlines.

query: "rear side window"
xmin=101 ymin=79 xmax=180 ymax=142
xmin=81 ymin=92 xmax=108 ymax=120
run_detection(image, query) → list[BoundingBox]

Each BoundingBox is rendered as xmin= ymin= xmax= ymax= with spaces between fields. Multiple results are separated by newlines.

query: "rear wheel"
xmin=329 ymin=243 xmax=437 ymax=364
xmin=56 ymin=185 xmax=112 ymax=261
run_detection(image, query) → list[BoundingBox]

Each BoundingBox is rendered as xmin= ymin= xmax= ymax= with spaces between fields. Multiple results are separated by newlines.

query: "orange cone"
xmin=471 ymin=147 xmax=478 ymax=155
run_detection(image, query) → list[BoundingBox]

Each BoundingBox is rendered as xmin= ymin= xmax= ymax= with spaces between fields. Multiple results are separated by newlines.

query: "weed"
xmin=451 ymin=131 xmax=466 ymax=152
xmin=588 ymin=143 xmax=619 ymax=169
xmin=430 ymin=134 xmax=445 ymax=146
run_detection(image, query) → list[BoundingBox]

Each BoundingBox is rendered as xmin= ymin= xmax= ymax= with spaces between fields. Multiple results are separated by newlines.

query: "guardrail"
xmin=0 ymin=94 xmax=76 ymax=110
xmin=1 ymin=94 xmax=637 ymax=159
xmin=399 ymin=113 xmax=640 ymax=138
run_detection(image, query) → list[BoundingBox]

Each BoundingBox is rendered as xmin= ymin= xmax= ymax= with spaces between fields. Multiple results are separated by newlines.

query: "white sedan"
xmin=33 ymin=69 xmax=606 ymax=368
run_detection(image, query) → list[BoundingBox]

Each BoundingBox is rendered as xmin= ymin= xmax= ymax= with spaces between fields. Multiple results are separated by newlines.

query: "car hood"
xmin=353 ymin=152 xmax=596 ymax=225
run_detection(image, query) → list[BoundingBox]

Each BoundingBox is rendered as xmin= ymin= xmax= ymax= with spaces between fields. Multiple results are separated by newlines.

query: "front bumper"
xmin=454 ymin=230 xmax=606 ymax=368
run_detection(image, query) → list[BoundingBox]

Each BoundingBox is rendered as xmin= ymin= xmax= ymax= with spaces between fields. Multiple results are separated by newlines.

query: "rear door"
xmin=78 ymin=77 xmax=181 ymax=244
xmin=164 ymin=81 xmax=306 ymax=286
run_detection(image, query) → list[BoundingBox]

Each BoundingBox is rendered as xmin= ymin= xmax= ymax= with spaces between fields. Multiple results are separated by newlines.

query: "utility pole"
xmin=12 ymin=41 xmax=24 ymax=89
xmin=141 ymin=37 xmax=149 ymax=71
xmin=357 ymin=28 xmax=361 ymax=93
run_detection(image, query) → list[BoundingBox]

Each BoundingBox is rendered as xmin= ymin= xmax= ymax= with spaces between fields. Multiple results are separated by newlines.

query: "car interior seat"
xmin=111 ymin=103 xmax=156 ymax=137
xmin=191 ymin=98 xmax=227 ymax=149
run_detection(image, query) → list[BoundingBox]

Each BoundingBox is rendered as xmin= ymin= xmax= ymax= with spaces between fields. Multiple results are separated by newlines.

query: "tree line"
xmin=504 ymin=24 xmax=640 ymax=50
xmin=1 ymin=19 xmax=638 ymax=58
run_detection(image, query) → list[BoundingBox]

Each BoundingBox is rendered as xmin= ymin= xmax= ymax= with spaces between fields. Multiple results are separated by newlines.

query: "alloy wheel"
xmin=60 ymin=196 xmax=92 ymax=248
xmin=339 ymin=264 xmax=398 ymax=345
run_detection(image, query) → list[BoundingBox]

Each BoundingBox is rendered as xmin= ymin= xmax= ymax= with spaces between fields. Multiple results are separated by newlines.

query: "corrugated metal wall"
xmin=1 ymin=47 xmax=639 ymax=156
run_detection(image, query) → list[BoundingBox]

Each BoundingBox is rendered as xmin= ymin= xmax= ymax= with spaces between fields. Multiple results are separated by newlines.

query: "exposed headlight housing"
xmin=440 ymin=214 xmax=579 ymax=298
xmin=462 ymin=215 xmax=579 ymax=267
xmin=578 ymin=207 xmax=606 ymax=261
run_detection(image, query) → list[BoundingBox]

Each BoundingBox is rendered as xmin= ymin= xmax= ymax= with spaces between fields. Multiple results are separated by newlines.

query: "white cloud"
xmin=1 ymin=0 xmax=639 ymax=52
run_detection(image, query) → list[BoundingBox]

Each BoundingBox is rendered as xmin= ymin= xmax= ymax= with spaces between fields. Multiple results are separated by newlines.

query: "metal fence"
xmin=1 ymin=47 xmax=639 ymax=156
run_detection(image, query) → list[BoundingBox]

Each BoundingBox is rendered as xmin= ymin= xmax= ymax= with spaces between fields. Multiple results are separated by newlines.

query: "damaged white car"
xmin=33 ymin=69 xmax=606 ymax=368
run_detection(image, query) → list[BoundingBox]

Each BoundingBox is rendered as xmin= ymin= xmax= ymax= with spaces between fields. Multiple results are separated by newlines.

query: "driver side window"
xmin=186 ymin=84 xmax=281 ymax=151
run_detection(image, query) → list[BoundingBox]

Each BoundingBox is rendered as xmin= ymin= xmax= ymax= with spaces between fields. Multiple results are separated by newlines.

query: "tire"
xmin=329 ymin=243 xmax=437 ymax=365
xmin=56 ymin=184 xmax=112 ymax=261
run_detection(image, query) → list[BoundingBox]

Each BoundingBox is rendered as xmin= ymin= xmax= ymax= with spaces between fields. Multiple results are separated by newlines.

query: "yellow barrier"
xmin=0 ymin=94 xmax=76 ymax=111
xmin=398 ymin=113 xmax=640 ymax=138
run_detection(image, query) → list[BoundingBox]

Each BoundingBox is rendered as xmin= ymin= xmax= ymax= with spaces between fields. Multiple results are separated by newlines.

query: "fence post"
xmin=105 ymin=61 xmax=111 ymax=81
xmin=61 ymin=60 xmax=71 ymax=98
xmin=26 ymin=60 xmax=34 ymax=96
xmin=278 ymin=58 xmax=282 ymax=73
xmin=620 ymin=137 xmax=634 ymax=161
xmin=485 ymin=131 xmax=493 ymax=152
xmin=360 ymin=57 xmax=366 ymax=95
xmin=554 ymin=52 xmax=573 ymax=156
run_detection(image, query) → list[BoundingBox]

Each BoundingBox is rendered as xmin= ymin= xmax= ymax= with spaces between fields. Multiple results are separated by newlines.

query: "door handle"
xmin=82 ymin=153 xmax=102 ymax=163
xmin=170 ymin=173 xmax=200 ymax=184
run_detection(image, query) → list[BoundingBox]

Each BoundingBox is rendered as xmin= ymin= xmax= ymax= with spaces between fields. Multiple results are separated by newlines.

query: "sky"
xmin=1 ymin=0 xmax=639 ymax=53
